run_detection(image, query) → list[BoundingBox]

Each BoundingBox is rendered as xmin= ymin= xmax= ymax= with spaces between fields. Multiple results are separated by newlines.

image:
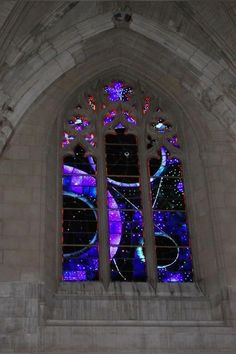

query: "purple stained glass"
xmin=68 ymin=115 xmax=89 ymax=132
xmin=62 ymin=132 xmax=75 ymax=147
xmin=104 ymin=110 xmax=116 ymax=125
xmin=114 ymin=122 xmax=125 ymax=130
xmin=167 ymin=135 xmax=180 ymax=148
xmin=123 ymin=111 xmax=136 ymax=125
xmin=104 ymin=81 xmax=133 ymax=102
xmin=62 ymin=145 xmax=99 ymax=281
xmin=62 ymin=79 xmax=193 ymax=284
xmin=84 ymin=133 xmax=95 ymax=146
xmin=104 ymin=109 xmax=136 ymax=126
xmin=149 ymin=148 xmax=193 ymax=282
xmin=62 ymin=145 xmax=124 ymax=281
xmin=105 ymin=132 xmax=146 ymax=281
xmin=176 ymin=180 xmax=184 ymax=193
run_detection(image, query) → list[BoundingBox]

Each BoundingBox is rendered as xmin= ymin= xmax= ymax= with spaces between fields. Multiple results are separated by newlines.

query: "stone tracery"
xmin=62 ymin=80 xmax=193 ymax=283
xmin=0 ymin=2 xmax=236 ymax=353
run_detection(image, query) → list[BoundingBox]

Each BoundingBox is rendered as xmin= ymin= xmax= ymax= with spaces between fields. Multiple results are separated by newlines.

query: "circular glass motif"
xmin=63 ymin=196 xmax=97 ymax=256
xmin=155 ymin=234 xmax=179 ymax=268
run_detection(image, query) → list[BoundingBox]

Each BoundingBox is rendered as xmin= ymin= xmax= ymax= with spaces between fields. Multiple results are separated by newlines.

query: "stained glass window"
xmin=61 ymin=80 xmax=193 ymax=283
xmin=106 ymin=131 xmax=146 ymax=281
xmin=149 ymin=148 xmax=192 ymax=282
xmin=104 ymin=80 xmax=133 ymax=101
xmin=62 ymin=146 xmax=98 ymax=281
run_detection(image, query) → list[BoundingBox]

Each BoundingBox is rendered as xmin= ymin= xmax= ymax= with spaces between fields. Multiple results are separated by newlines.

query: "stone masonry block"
xmin=3 ymin=188 xmax=32 ymax=204
xmin=0 ymin=250 xmax=3 ymax=264
xmin=189 ymin=49 xmax=211 ymax=71
xmin=224 ymin=193 xmax=236 ymax=207
xmin=3 ymin=250 xmax=39 ymax=267
xmin=55 ymin=51 xmax=75 ymax=72
xmin=4 ymin=145 xmax=30 ymax=160
xmin=2 ymin=218 xmax=30 ymax=236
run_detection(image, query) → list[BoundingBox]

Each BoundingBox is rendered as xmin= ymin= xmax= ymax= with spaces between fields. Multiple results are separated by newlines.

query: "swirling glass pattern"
xmin=61 ymin=79 xmax=193 ymax=283
xmin=149 ymin=148 xmax=193 ymax=282
xmin=62 ymin=145 xmax=98 ymax=281
xmin=105 ymin=130 xmax=146 ymax=281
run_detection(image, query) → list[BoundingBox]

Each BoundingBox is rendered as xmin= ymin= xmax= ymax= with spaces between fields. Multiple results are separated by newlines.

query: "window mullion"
xmin=61 ymin=79 xmax=193 ymax=284
xmin=138 ymin=125 xmax=157 ymax=288
xmin=96 ymin=119 xmax=110 ymax=288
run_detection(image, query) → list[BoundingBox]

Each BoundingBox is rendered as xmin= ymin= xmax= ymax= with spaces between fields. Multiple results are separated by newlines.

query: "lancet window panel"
xmin=105 ymin=131 xmax=146 ymax=281
xmin=62 ymin=146 xmax=98 ymax=281
xmin=61 ymin=80 xmax=193 ymax=283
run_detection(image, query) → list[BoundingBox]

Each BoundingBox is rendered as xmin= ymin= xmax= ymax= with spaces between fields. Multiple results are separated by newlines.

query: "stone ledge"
xmin=56 ymin=281 xmax=203 ymax=298
xmin=46 ymin=319 xmax=225 ymax=327
xmin=1 ymin=351 xmax=236 ymax=354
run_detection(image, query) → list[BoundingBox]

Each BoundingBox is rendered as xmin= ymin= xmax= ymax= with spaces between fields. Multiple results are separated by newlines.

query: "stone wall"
xmin=0 ymin=1 xmax=236 ymax=353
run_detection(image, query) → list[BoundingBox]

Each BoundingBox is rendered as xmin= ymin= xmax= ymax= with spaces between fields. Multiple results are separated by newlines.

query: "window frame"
xmin=59 ymin=79 xmax=195 ymax=289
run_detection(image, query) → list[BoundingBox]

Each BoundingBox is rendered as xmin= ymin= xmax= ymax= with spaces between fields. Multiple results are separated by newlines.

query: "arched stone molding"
xmin=1 ymin=49 xmax=234 ymax=298
xmin=2 ymin=61 xmax=226 ymax=298
xmin=0 ymin=9 xmax=236 ymax=351
xmin=1 ymin=13 xmax=236 ymax=157
xmin=0 ymin=4 xmax=236 ymax=352
xmin=54 ymin=68 xmax=231 ymax=305
xmin=0 ymin=53 xmax=236 ymax=354
xmin=37 ymin=69 xmax=234 ymax=346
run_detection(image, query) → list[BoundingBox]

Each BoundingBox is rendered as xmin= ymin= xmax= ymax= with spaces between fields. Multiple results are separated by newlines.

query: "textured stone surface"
xmin=0 ymin=1 xmax=236 ymax=353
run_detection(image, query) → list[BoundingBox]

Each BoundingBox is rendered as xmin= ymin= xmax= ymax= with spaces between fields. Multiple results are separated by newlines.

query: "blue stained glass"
xmin=104 ymin=109 xmax=136 ymax=126
xmin=123 ymin=111 xmax=136 ymax=125
xmin=62 ymin=132 xmax=75 ymax=147
xmin=104 ymin=110 xmax=116 ymax=125
xmin=150 ymin=148 xmax=193 ymax=282
xmin=62 ymin=80 xmax=193 ymax=284
xmin=152 ymin=119 xmax=171 ymax=133
xmin=167 ymin=135 xmax=180 ymax=148
xmin=104 ymin=81 xmax=133 ymax=102
xmin=68 ymin=115 xmax=89 ymax=131
xmin=62 ymin=145 xmax=99 ymax=281
xmin=106 ymin=131 xmax=146 ymax=281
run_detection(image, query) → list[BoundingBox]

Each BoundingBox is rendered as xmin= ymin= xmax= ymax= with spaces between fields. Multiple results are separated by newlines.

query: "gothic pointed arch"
xmin=61 ymin=79 xmax=193 ymax=283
